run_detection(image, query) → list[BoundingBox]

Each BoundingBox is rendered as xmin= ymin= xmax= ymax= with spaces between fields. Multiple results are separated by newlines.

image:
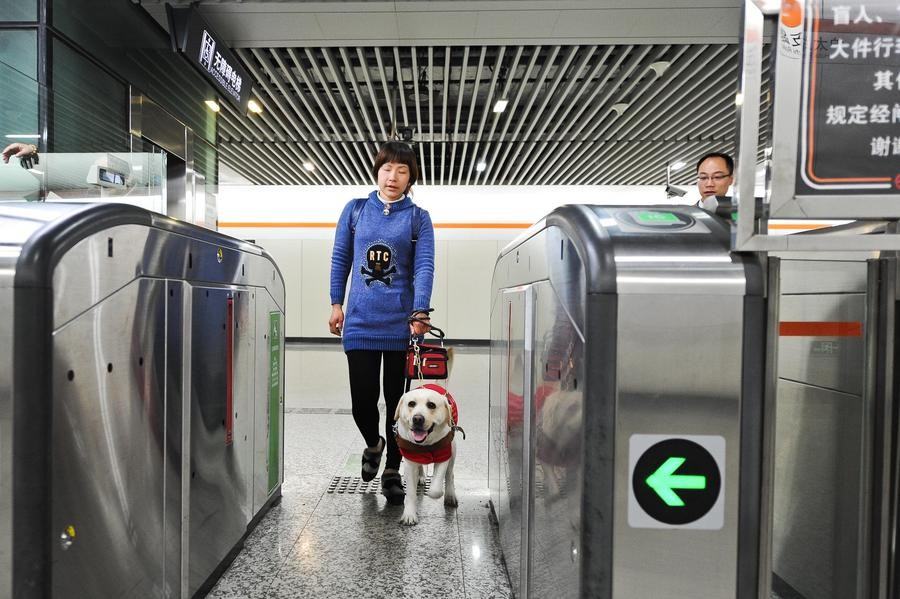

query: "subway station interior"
xmin=2 ymin=1 xmax=900 ymax=598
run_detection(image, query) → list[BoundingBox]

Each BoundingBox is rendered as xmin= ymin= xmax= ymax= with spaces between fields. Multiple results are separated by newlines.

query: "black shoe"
xmin=361 ymin=436 xmax=385 ymax=482
xmin=381 ymin=471 xmax=405 ymax=506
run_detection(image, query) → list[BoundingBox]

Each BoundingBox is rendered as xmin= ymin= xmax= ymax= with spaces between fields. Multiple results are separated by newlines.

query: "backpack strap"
xmin=412 ymin=205 xmax=420 ymax=243
xmin=349 ymin=197 xmax=367 ymax=235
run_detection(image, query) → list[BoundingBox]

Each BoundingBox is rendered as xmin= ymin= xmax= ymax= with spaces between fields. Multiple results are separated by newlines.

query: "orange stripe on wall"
xmin=779 ymin=321 xmax=862 ymax=337
xmin=768 ymin=223 xmax=833 ymax=230
xmin=218 ymin=221 xmax=533 ymax=229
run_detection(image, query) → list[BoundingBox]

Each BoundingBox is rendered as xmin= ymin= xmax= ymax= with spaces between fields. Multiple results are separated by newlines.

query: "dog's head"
xmin=394 ymin=386 xmax=454 ymax=445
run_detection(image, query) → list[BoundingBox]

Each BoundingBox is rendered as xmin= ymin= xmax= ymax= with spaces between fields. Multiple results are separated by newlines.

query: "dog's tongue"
xmin=413 ymin=430 xmax=429 ymax=443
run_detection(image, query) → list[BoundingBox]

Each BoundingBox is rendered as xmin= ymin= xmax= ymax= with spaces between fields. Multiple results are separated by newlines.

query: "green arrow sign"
xmin=645 ymin=456 xmax=707 ymax=507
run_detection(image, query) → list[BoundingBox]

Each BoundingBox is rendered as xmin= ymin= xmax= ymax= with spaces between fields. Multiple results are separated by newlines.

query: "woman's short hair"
xmin=371 ymin=141 xmax=419 ymax=187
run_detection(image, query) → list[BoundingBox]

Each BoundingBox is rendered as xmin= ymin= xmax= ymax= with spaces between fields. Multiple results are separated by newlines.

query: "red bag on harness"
xmin=405 ymin=322 xmax=448 ymax=380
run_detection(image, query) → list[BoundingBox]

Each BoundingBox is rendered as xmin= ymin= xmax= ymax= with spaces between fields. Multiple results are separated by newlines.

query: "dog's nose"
xmin=412 ymin=414 xmax=425 ymax=427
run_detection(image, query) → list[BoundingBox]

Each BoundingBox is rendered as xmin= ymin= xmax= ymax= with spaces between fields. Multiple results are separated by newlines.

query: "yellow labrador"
xmin=393 ymin=383 xmax=460 ymax=525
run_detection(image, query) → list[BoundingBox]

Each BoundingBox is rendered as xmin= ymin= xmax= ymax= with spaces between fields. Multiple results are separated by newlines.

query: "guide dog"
xmin=393 ymin=383 xmax=461 ymax=525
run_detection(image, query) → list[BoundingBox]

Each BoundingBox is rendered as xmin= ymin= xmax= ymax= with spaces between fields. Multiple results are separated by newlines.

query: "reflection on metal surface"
xmin=614 ymin=254 xmax=734 ymax=263
xmin=489 ymin=204 xmax=763 ymax=599
xmin=0 ymin=203 xmax=285 ymax=598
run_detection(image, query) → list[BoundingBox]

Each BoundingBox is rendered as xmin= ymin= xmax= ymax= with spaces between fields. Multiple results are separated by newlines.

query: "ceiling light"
xmin=611 ymin=102 xmax=629 ymax=116
xmin=248 ymin=99 xmax=263 ymax=114
xmin=492 ymin=99 xmax=508 ymax=113
xmin=205 ymin=100 xmax=220 ymax=112
xmin=4 ymin=134 xmax=40 ymax=139
xmin=648 ymin=61 xmax=671 ymax=78
xmin=302 ymin=161 xmax=315 ymax=172
xmin=670 ymin=161 xmax=686 ymax=171
xmin=734 ymin=93 xmax=744 ymax=106
xmin=476 ymin=161 xmax=487 ymax=172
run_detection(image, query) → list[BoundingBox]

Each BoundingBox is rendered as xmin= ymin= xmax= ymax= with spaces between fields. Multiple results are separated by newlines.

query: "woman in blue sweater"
xmin=328 ymin=141 xmax=435 ymax=505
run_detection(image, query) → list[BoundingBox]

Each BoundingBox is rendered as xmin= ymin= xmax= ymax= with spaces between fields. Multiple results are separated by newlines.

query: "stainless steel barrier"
xmin=488 ymin=205 xmax=765 ymax=599
xmin=0 ymin=203 xmax=286 ymax=598
xmin=767 ymin=253 xmax=897 ymax=599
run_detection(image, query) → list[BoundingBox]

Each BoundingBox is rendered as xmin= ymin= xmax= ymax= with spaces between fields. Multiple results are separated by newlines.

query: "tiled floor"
xmin=207 ymin=343 xmax=512 ymax=599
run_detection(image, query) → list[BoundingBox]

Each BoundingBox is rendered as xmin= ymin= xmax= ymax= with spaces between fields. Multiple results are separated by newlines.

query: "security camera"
xmin=665 ymin=184 xmax=687 ymax=198
xmin=397 ymin=126 xmax=414 ymax=142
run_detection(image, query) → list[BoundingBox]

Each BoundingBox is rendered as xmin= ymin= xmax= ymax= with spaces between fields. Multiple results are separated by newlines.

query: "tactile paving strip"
xmin=327 ymin=475 xmax=431 ymax=495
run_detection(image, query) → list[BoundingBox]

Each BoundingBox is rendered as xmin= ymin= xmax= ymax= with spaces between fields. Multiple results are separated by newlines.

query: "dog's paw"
xmin=426 ymin=486 xmax=444 ymax=500
xmin=399 ymin=511 xmax=419 ymax=526
xmin=444 ymin=493 xmax=458 ymax=507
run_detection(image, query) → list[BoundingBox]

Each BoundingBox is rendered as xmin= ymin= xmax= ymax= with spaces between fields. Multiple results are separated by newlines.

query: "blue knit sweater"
xmin=330 ymin=191 xmax=435 ymax=351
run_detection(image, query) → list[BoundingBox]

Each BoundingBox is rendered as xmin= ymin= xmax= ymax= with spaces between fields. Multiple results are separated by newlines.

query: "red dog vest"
xmin=396 ymin=383 xmax=458 ymax=464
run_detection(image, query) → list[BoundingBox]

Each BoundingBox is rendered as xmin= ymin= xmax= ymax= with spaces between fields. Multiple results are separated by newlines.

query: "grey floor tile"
xmin=208 ymin=345 xmax=510 ymax=599
xmin=269 ymin=512 xmax=466 ymax=599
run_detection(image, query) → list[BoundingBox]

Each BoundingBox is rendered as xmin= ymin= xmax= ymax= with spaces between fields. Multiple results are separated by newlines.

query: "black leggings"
xmin=346 ymin=349 xmax=407 ymax=471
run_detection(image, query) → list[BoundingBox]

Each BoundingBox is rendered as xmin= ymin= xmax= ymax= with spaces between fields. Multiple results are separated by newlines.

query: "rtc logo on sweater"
xmin=361 ymin=243 xmax=396 ymax=286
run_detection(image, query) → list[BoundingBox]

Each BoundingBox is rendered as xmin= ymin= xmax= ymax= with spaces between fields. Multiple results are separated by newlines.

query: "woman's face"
xmin=377 ymin=161 xmax=411 ymax=201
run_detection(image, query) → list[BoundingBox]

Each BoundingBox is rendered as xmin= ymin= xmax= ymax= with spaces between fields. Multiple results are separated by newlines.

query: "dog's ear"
xmin=394 ymin=396 xmax=404 ymax=421
xmin=443 ymin=395 xmax=454 ymax=427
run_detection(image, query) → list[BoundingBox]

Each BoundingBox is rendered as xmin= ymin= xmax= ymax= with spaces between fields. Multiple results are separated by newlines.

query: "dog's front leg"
xmin=444 ymin=442 xmax=458 ymax=507
xmin=399 ymin=460 xmax=420 ymax=525
xmin=427 ymin=459 xmax=448 ymax=500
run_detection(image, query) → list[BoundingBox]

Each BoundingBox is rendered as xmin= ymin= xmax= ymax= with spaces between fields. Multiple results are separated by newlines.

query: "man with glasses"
xmin=696 ymin=152 xmax=734 ymax=204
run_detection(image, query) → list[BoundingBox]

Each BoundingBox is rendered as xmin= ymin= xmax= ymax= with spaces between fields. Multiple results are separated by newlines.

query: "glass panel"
xmin=0 ymin=1 xmax=37 ymax=22
xmin=0 ymin=30 xmax=39 ymax=144
xmin=51 ymin=38 xmax=128 ymax=153
xmin=53 ymin=0 xmax=217 ymax=144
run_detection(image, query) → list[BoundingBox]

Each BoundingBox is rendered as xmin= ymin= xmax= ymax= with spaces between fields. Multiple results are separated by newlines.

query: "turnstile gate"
xmin=488 ymin=204 xmax=765 ymax=598
xmin=0 ymin=203 xmax=286 ymax=598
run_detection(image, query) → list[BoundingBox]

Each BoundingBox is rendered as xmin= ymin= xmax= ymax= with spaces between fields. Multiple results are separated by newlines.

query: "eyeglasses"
xmin=697 ymin=173 xmax=731 ymax=183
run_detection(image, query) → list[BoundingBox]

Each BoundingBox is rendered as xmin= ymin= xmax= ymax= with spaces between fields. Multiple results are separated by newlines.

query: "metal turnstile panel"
xmin=0 ymin=286 xmax=12 ymax=599
xmin=188 ymin=286 xmax=252 ymax=595
xmin=494 ymin=288 xmax=529 ymax=598
xmin=772 ymin=379 xmax=863 ymax=599
xmin=613 ymin=294 xmax=746 ymax=599
xmin=777 ymin=259 xmax=868 ymax=295
xmin=778 ymin=293 xmax=866 ymax=396
xmin=529 ymin=280 xmax=583 ymax=599
xmin=488 ymin=292 xmax=503 ymax=518
xmin=51 ymin=278 xmax=169 ymax=597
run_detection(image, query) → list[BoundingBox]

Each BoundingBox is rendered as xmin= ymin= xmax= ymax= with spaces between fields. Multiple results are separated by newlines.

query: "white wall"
xmin=217 ymin=184 xmax=678 ymax=339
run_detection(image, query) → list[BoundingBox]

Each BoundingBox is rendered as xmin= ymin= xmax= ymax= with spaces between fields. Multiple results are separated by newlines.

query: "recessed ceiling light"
xmin=492 ymin=99 xmax=508 ymax=113
xmin=248 ymin=99 xmax=263 ymax=114
xmin=648 ymin=61 xmax=671 ymax=78
xmin=476 ymin=161 xmax=487 ymax=172
xmin=302 ymin=161 xmax=315 ymax=172
xmin=205 ymin=100 xmax=220 ymax=112
xmin=611 ymin=102 xmax=629 ymax=116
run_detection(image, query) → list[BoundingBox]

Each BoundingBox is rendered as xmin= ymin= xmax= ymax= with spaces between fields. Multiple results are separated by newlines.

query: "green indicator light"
xmin=645 ymin=456 xmax=707 ymax=507
xmin=635 ymin=211 xmax=679 ymax=223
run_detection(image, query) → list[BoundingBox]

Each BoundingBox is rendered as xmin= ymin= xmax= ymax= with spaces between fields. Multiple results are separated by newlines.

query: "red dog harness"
xmin=396 ymin=383 xmax=460 ymax=465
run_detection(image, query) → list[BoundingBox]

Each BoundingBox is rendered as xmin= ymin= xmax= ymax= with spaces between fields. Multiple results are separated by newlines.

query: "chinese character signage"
xmin=166 ymin=5 xmax=252 ymax=112
xmin=798 ymin=0 xmax=900 ymax=194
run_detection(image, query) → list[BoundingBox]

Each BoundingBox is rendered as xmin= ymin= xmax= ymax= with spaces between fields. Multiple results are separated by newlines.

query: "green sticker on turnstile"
xmin=268 ymin=312 xmax=282 ymax=493
xmin=635 ymin=211 xmax=680 ymax=224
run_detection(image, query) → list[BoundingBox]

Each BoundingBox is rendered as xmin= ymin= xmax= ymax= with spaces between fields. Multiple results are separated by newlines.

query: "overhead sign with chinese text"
xmin=798 ymin=0 xmax=900 ymax=194
xmin=166 ymin=5 xmax=252 ymax=112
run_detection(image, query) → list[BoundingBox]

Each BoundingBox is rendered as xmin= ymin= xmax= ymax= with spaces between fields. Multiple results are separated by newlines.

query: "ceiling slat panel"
xmin=204 ymin=37 xmax=771 ymax=186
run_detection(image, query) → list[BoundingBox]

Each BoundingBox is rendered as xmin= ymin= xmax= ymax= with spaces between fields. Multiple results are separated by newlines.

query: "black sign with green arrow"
xmin=632 ymin=438 xmax=721 ymax=525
